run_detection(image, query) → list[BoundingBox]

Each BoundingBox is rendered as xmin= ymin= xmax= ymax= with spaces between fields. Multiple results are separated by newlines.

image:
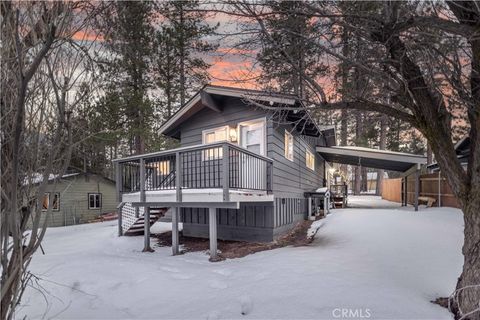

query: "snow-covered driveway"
xmin=20 ymin=202 xmax=463 ymax=319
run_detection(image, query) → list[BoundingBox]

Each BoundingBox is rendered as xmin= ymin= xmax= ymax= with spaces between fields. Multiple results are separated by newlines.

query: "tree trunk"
xmin=376 ymin=115 xmax=387 ymax=195
xmin=454 ymin=191 xmax=480 ymax=319
xmin=340 ymin=109 xmax=348 ymax=177
xmin=179 ymin=4 xmax=186 ymax=106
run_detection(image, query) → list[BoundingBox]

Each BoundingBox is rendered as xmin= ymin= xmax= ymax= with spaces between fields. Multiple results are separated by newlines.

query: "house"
xmin=114 ymin=85 xmax=335 ymax=257
xmin=114 ymin=85 xmax=426 ymax=259
xmin=27 ymin=172 xmax=117 ymax=227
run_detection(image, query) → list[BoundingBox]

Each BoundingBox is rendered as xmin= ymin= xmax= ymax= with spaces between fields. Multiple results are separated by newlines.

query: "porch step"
xmin=124 ymin=208 xmax=168 ymax=236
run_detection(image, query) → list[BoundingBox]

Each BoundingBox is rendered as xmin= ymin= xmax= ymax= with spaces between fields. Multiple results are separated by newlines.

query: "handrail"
xmin=116 ymin=142 xmax=274 ymax=195
xmin=113 ymin=142 xmax=273 ymax=164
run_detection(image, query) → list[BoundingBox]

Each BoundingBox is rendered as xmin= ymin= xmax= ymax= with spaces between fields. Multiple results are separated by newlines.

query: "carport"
xmin=316 ymin=146 xmax=427 ymax=211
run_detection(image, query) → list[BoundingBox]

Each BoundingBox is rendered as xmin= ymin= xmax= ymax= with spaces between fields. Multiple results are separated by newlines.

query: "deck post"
xmin=172 ymin=208 xmax=179 ymax=255
xmin=176 ymin=152 xmax=182 ymax=202
xmin=222 ymin=144 xmax=230 ymax=202
xmin=140 ymin=158 xmax=153 ymax=252
xmin=403 ymin=176 xmax=408 ymax=206
xmin=208 ymin=207 xmax=218 ymax=261
xmin=115 ymin=162 xmax=123 ymax=236
xmin=142 ymin=206 xmax=154 ymax=252
xmin=414 ymin=167 xmax=420 ymax=211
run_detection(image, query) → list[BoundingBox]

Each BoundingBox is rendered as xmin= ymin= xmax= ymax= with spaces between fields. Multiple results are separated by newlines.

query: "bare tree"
xmin=0 ymin=2 xmax=102 ymax=318
xmin=227 ymin=1 xmax=480 ymax=317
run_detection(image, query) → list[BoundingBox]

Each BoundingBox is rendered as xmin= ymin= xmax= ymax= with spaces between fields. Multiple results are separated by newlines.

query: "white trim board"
xmin=316 ymin=146 xmax=427 ymax=165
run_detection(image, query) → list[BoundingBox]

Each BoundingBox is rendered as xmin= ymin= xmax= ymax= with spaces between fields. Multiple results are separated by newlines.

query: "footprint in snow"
xmin=171 ymin=273 xmax=193 ymax=280
xmin=160 ymin=266 xmax=180 ymax=273
xmin=209 ymin=280 xmax=228 ymax=289
xmin=239 ymin=295 xmax=253 ymax=315
xmin=212 ymin=269 xmax=232 ymax=277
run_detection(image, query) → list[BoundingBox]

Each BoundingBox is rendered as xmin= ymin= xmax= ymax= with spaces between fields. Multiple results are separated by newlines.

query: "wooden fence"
xmin=382 ymin=173 xmax=460 ymax=208
xmin=381 ymin=178 xmax=402 ymax=203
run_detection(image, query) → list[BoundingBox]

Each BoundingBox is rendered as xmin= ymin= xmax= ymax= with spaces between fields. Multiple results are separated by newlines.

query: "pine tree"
xmin=101 ymin=1 xmax=155 ymax=154
xmin=154 ymin=0 xmax=218 ymax=110
xmin=257 ymin=0 xmax=326 ymax=98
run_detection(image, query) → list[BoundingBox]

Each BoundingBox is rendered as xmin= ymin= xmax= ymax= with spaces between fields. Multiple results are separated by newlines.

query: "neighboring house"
xmin=346 ymin=171 xmax=389 ymax=194
xmin=27 ymin=172 xmax=117 ymax=227
xmin=427 ymin=136 xmax=470 ymax=172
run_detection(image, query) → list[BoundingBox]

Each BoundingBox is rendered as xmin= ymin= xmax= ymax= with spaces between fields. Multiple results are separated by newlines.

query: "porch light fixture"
xmin=229 ymin=127 xmax=238 ymax=142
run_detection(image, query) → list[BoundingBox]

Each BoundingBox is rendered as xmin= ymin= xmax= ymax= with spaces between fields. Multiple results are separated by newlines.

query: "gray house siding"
xmin=30 ymin=174 xmax=117 ymax=228
xmin=268 ymin=123 xmax=326 ymax=233
xmin=176 ymin=96 xmax=326 ymax=242
xmin=179 ymin=97 xmax=269 ymax=147
xmin=181 ymin=202 xmax=274 ymax=242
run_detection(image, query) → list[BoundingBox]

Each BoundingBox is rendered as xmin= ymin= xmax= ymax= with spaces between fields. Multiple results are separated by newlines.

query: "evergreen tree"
xmin=101 ymin=1 xmax=155 ymax=154
xmin=257 ymin=0 xmax=326 ymax=99
xmin=154 ymin=0 xmax=218 ymax=110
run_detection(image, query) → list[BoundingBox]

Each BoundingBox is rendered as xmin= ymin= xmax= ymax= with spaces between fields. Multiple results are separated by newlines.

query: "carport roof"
xmin=316 ymin=146 xmax=427 ymax=172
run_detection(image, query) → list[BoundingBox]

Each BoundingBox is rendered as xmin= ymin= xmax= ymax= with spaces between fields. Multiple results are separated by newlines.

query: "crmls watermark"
xmin=332 ymin=308 xmax=372 ymax=319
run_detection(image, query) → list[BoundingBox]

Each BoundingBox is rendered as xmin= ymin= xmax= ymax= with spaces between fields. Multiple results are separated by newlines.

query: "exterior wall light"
xmin=229 ymin=127 xmax=238 ymax=142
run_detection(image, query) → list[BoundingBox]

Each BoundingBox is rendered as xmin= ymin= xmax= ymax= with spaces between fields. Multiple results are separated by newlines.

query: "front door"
xmin=239 ymin=119 xmax=266 ymax=190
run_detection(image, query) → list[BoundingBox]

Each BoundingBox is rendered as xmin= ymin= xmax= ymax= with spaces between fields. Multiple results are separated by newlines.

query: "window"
xmin=239 ymin=118 xmax=266 ymax=156
xmin=306 ymin=149 xmax=315 ymax=171
xmin=88 ymin=193 xmax=102 ymax=209
xmin=156 ymin=161 xmax=170 ymax=175
xmin=202 ymin=126 xmax=228 ymax=160
xmin=284 ymin=130 xmax=294 ymax=161
xmin=42 ymin=193 xmax=60 ymax=211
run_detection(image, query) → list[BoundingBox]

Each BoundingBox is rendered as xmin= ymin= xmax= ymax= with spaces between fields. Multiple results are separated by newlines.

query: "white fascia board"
xmin=204 ymin=86 xmax=297 ymax=105
xmin=316 ymin=146 xmax=427 ymax=165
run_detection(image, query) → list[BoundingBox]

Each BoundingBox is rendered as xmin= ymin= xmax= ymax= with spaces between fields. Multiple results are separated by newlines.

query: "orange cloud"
xmin=72 ymin=30 xmax=103 ymax=42
xmin=209 ymin=58 xmax=260 ymax=89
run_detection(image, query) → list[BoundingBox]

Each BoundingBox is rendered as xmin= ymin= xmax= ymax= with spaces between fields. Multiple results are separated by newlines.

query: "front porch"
xmin=113 ymin=142 xmax=274 ymax=260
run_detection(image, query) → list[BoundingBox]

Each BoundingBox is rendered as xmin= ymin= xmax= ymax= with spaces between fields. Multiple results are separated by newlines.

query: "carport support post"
xmin=209 ymin=207 xmax=218 ymax=260
xmin=172 ymin=208 xmax=179 ymax=255
xmin=414 ymin=167 xmax=420 ymax=212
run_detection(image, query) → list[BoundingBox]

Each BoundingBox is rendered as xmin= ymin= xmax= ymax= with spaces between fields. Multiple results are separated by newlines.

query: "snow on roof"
xmin=24 ymin=172 xmax=80 ymax=185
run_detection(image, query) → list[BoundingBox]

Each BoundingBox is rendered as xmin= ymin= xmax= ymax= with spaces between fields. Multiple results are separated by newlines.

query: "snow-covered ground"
xmin=348 ymin=195 xmax=402 ymax=208
xmin=19 ymin=198 xmax=464 ymax=319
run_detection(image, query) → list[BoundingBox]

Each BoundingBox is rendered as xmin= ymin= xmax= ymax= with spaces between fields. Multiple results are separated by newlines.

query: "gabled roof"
xmin=159 ymin=85 xmax=328 ymax=140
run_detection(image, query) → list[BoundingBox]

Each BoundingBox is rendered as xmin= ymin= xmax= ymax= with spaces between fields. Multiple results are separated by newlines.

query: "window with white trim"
xmin=202 ymin=126 xmax=228 ymax=160
xmin=284 ymin=130 xmax=294 ymax=161
xmin=88 ymin=193 xmax=102 ymax=209
xmin=306 ymin=149 xmax=315 ymax=171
